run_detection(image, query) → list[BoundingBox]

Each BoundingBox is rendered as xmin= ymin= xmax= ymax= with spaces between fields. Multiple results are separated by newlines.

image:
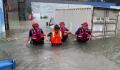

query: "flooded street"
xmin=0 ymin=0 xmax=120 ymax=70
xmin=0 ymin=20 xmax=120 ymax=70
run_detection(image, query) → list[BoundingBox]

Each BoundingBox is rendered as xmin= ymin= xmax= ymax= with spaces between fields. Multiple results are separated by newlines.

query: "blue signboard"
xmin=0 ymin=0 xmax=5 ymax=37
xmin=80 ymin=2 xmax=116 ymax=8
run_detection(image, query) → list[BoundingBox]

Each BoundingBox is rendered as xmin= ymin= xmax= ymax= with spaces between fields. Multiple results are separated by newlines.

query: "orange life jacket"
xmin=51 ymin=30 xmax=62 ymax=44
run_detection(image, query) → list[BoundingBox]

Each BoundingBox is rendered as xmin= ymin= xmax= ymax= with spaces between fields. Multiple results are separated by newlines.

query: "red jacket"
xmin=60 ymin=27 xmax=69 ymax=34
xmin=76 ymin=27 xmax=91 ymax=38
xmin=29 ymin=28 xmax=44 ymax=41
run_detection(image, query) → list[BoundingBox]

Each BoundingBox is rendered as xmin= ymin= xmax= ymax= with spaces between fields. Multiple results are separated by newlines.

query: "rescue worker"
xmin=75 ymin=22 xmax=91 ymax=42
xmin=26 ymin=21 xmax=44 ymax=46
xmin=59 ymin=22 xmax=70 ymax=42
xmin=47 ymin=25 xmax=62 ymax=46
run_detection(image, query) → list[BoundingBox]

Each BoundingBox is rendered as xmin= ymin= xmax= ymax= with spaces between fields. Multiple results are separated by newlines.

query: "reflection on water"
xmin=0 ymin=49 xmax=10 ymax=59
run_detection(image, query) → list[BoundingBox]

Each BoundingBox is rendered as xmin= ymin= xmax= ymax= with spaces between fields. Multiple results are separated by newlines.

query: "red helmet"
xmin=59 ymin=22 xmax=65 ymax=26
xmin=32 ymin=21 xmax=39 ymax=27
xmin=82 ymin=22 xmax=88 ymax=26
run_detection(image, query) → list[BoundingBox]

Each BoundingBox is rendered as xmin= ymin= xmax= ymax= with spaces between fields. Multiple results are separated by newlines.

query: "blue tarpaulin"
xmin=0 ymin=0 xmax=5 ymax=38
xmin=80 ymin=2 xmax=116 ymax=8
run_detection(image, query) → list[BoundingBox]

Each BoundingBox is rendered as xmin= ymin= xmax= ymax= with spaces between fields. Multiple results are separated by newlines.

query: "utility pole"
xmin=3 ymin=0 xmax=9 ymax=30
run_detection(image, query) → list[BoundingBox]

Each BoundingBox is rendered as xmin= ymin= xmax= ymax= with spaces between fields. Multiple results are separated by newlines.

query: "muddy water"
xmin=1 ymin=20 xmax=120 ymax=70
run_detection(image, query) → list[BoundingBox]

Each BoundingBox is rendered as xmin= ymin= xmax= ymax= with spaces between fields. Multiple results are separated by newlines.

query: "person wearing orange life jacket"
xmin=26 ymin=21 xmax=44 ymax=46
xmin=59 ymin=22 xmax=70 ymax=42
xmin=75 ymin=22 xmax=91 ymax=42
xmin=47 ymin=25 xmax=62 ymax=45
